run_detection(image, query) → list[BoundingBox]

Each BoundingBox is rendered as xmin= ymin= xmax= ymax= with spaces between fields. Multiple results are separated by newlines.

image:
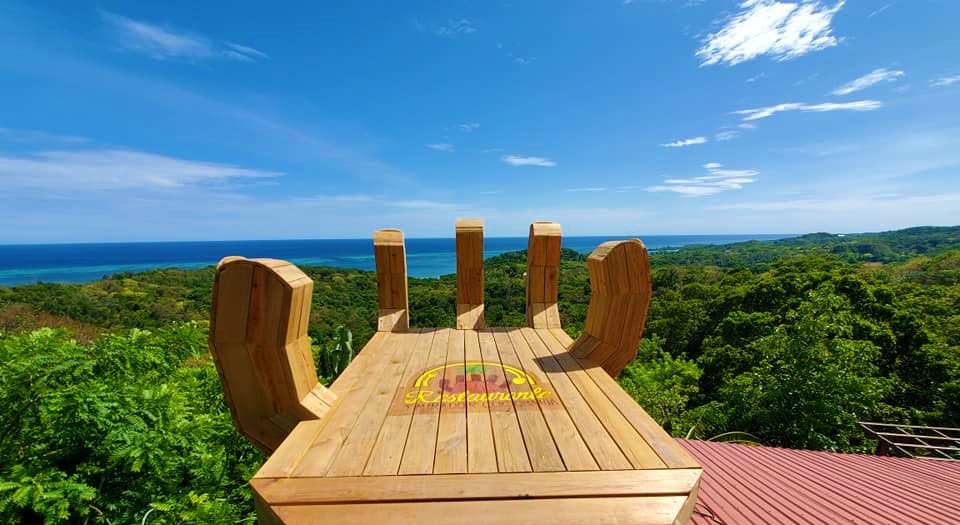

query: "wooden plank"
xmin=212 ymin=261 xmax=253 ymax=345
xmin=478 ymin=330 xmax=532 ymax=472
xmin=456 ymin=219 xmax=485 ymax=329
xmin=374 ymin=229 xmax=408 ymax=331
xmin=253 ymin=491 xmax=285 ymax=525
xmin=290 ymin=331 xmax=419 ymax=477
xmin=550 ymin=328 xmax=699 ymax=469
xmin=210 ymin=259 xmax=332 ymax=453
xmin=256 ymin=419 xmax=327 ymax=478
xmin=491 ymin=328 xmax=565 ymax=472
xmin=464 ymin=330 xmax=498 ymax=473
xmin=673 ymin=479 xmax=700 ymax=525
xmin=360 ymin=330 xmax=433 ymax=475
xmin=520 ymin=327 xmax=631 ymax=470
xmin=271 ymin=496 xmax=688 ymax=525
xmin=434 ymin=329 xmax=468 ymax=474
xmin=526 ymin=222 xmax=562 ymax=328
xmin=329 ymin=331 xmax=387 ymax=395
xmin=399 ymin=329 xmax=452 ymax=474
xmin=505 ymin=328 xmax=598 ymax=471
xmin=252 ymin=469 xmax=701 ymax=504
xmin=326 ymin=330 xmax=429 ymax=477
xmin=535 ymin=329 xmax=666 ymax=469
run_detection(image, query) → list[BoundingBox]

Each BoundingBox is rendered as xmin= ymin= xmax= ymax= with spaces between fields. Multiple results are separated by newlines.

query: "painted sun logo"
xmin=389 ymin=361 xmax=559 ymax=414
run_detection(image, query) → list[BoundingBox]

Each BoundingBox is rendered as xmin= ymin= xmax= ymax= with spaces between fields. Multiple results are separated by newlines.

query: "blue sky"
xmin=1 ymin=0 xmax=958 ymax=242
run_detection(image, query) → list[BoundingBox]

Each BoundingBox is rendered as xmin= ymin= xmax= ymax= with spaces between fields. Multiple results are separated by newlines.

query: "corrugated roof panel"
xmin=678 ymin=439 xmax=960 ymax=525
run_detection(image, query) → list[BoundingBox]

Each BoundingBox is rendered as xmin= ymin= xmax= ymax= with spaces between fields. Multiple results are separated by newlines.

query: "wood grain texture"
xmin=549 ymin=328 xmax=700 ymax=469
xmin=456 ymin=219 xmax=485 ymax=329
xmin=374 ymin=229 xmax=409 ymax=332
xmin=491 ymin=328 xmax=565 ymax=472
xmin=464 ymin=330 xmax=498 ymax=473
xmin=526 ymin=222 xmax=563 ymax=328
xmin=252 ymin=469 xmax=701 ymax=502
xmin=536 ymin=328 xmax=666 ymax=469
xmin=399 ymin=329 xmax=451 ymax=474
xmin=478 ymin=329 xmax=531 ymax=472
xmin=238 ymin=226 xmax=702 ymax=525
xmin=576 ymin=239 xmax=653 ymax=377
xmin=209 ymin=257 xmax=335 ymax=453
xmin=433 ymin=330 xmax=469 ymax=474
xmin=271 ymin=496 xmax=689 ymax=525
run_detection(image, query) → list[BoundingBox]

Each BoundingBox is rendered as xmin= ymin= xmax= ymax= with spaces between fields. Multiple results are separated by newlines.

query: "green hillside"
xmin=1 ymin=225 xmax=959 ymax=523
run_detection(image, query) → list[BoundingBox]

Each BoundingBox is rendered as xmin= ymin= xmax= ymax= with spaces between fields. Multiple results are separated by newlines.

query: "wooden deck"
xmin=210 ymin=219 xmax=700 ymax=524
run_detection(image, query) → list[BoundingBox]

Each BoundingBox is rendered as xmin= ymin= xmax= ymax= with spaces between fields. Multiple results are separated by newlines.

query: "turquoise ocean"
xmin=0 ymin=234 xmax=793 ymax=287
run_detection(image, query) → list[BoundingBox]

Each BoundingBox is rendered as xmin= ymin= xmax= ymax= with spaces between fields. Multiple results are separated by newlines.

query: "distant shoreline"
xmin=0 ymin=234 xmax=795 ymax=287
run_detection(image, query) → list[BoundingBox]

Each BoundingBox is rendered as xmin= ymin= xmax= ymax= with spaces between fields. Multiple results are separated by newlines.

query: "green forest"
xmin=1 ymin=226 xmax=958 ymax=523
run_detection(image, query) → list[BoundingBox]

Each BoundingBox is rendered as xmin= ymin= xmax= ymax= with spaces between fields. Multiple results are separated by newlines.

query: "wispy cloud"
xmin=435 ymin=19 xmax=477 ymax=36
xmin=101 ymin=11 xmax=266 ymax=62
xmin=708 ymin=193 xmax=960 ymax=214
xmin=739 ymin=123 xmax=757 ymax=129
xmin=733 ymin=100 xmax=882 ymax=121
xmin=0 ymin=128 xmax=89 ymax=144
xmin=746 ymin=72 xmax=767 ymax=83
xmin=294 ymin=194 xmax=378 ymax=206
xmin=457 ymin=123 xmax=480 ymax=132
xmin=426 ymin=143 xmax=455 ymax=152
xmin=930 ymin=75 xmax=960 ymax=87
xmin=391 ymin=199 xmax=463 ymax=209
xmin=662 ymin=136 xmax=708 ymax=148
xmin=0 ymin=149 xmax=281 ymax=191
xmin=867 ymin=3 xmax=891 ymax=18
xmin=501 ymin=155 xmax=557 ymax=167
xmin=715 ymin=130 xmax=741 ymax=141
xmin=647 ymin=162 xmax=758 ymax=196
xmin=564 ymin=187 xmax=607 ymax=192
xmin=832 ymin=68 xmax=904 ymax=95
xmin=697 ymin=0 xmax=845 ymax=66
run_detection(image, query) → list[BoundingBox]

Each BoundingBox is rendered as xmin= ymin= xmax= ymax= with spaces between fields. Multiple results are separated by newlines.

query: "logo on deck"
xmin=388 ymin=362 xmax=559 ymax=414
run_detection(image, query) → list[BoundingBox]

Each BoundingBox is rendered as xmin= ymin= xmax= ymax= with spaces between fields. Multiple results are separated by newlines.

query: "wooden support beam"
xmin=456 ymin=218 xmax=484 ymax=329
xmin=374 ymin=229 xmax=409 ymax=332
xmin=209 ymin=257 xmax=336 ymax=453
xmin=576 ymin=239 xmax=653 ymax=378
xmin=526 ymin=221 xmax=563 ymax=329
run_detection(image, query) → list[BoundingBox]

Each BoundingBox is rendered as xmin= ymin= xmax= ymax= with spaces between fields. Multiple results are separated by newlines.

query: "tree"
xmin=721 ymin=286 xmax=887 ymax=450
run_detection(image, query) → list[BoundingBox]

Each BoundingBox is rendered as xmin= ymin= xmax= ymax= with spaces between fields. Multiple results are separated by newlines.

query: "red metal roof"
xmin=678 ymin=439 xmax=960 ymax=524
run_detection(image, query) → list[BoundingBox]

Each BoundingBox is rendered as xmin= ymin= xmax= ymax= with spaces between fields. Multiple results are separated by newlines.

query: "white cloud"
xmin=391 ymin=199 xmax=463 ymax=209
xmin=0 ymin=149 xmax=281 ymax=191
xmin=930 ymin=75 xmax=960 ymax=87
xmin=697 ymin=0 xmax=845 ymax=66
xmin=294 ymin=194 xmax=378 ymax=206
xmin=101 ymin=11 xmax=266 ymax=62
xmin=662 ymin=136 xmax=708 ymax=148
xmin=708 ymin=193 xmax=960 ymax=215
xmin=435 ymin=19 xmax=477 ymax=36
xmin=647 ymin=162 xmax=758 ymax=196
xmin=746 ymin=72 xmax=767 ymax=83
xmin=733 ymin=100 xmax=882 ymax=121
xmin=513 ymin=56 xmax=533 ymax=65
xmin=457 ymin=123 xmax=480 ymax=132
xmin=426 ymin=143 xmax=455 ymax=152
xmin=501 ymin=155 xmax=557 ymax=167
xmin=715 ymin=130 xmax=741 ymax=141
xmin=832 ymin=68 xmax=905 ymax=95
xmin=564 ymin=187 xmax=607 ymax=192
xmin=739 ymin=122 xmax=757 ymax=129
xmin=867 ymin=3 xmax=891 ymax=18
